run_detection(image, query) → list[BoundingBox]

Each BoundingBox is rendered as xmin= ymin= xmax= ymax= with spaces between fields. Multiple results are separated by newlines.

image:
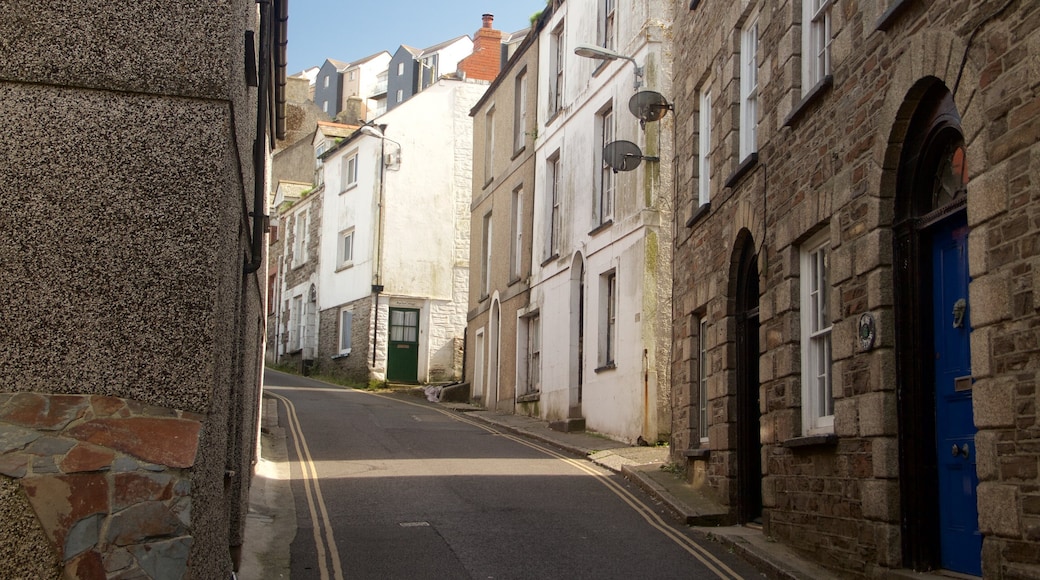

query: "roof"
xmin=417 ymin=35 xmax=470 ymax=58
xmin=316 ymin=121 xmax=360 ymax=139
xmin=350 ymin=50 xmax=391 ymax=66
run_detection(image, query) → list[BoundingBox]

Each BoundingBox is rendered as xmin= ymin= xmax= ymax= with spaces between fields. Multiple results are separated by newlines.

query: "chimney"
xmin=458 ymin=13 xmax=504 ymax=82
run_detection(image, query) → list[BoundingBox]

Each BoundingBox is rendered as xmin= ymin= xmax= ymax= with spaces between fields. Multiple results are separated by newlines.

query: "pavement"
xmin=239 ymin=385 xmax=837 ymax=579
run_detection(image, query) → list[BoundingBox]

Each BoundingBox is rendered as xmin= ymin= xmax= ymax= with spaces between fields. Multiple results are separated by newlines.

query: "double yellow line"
xmin=271 ymin=384 xmax=742 ymax=580
xmin=372 ymin=392 xmax=744 ymax=580
xmin=268 ymin=391 xmax=344 ymax=580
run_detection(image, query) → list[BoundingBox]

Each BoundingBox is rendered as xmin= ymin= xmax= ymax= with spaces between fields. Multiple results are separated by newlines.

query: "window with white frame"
xmin=598 ymin=105 xmax=615 ymax=225
xmin=348 ymin=70 xmax=355 ymax=81
xmin=397 ymin=62 xmax=404 ymax=76
xmin=292 ymin=210 xmax=309 ymax=267
xmin=801 ymin=230 xmax=834 ymax=434
xmin=600 ymin=270 xmax=617 ymax=367
xmin=323 ymin=101 xmax=329 ymax=113
xmin=550 ymin=23 xmax=565 ymax=117
xmin=698 ymin=316 xmax=709 ymax=442
xmin=698 ymin=89 xmax=712 ymax=206
xmin=481 ymin=212 xmax=492 ymax=297
xmin=601 ymin=0 xmax=616 ymax=51
xmin=547 ymin=152 xmax=561 ymax=259
xmin=338 ymin=308 xmax=353 ymax=354
xmin=396 ymin=89 xmax=403 ymax=103
xmin=803 ymin=0 xmax=833 ymax=92
xmin=337 ymin=228 xmax=354 ymax=269
xmin=514 ymin=71 xmax=528 ymax=153
xmin=324 ymin=76 xmax=330 ymax=88
xmin=510 ymin=186 xmax=523 ymax=281
xmin=740 ymin=17 xmax=759 ymax=160
xmin=484 ymin=107 xmax=495 ymax=183
xmin=341 ymin=152 xmax=358 ymax=191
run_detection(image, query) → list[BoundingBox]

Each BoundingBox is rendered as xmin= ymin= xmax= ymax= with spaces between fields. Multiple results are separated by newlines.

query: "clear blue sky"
xmin=286 ymin=1 xmax=547 ymax=74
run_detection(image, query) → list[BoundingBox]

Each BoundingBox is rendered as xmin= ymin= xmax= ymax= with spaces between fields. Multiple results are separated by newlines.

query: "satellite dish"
xmin=629 ymin=90 xmax=673 ymax=125
xmin=603 ymin=140 xmax=645 ymax=172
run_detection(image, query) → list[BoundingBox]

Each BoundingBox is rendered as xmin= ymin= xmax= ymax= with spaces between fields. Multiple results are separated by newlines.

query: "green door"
xmin=387 ymin=308 xmax=420 ymax=383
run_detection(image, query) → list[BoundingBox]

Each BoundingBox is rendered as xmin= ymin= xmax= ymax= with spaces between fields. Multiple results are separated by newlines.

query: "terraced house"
xmin=468 ymin=0 xmax=675 ymax=445
xmin=670 ymin=0 xmax=1040 ymax=577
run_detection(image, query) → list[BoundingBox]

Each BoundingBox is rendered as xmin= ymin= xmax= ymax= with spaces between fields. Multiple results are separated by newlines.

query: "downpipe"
xmin=244 ymin=0 xmax=272 ymax=275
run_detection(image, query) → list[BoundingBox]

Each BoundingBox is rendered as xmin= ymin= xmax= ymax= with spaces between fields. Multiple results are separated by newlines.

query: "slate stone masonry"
xmin=0 ymin=392 xmax=201 ymax=579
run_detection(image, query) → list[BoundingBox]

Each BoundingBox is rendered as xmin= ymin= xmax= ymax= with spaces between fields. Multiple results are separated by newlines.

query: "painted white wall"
xmin=529 ymin=0 xmax=673 ymax=443
xmin=319 ymin=78 xmax=487 ymax=382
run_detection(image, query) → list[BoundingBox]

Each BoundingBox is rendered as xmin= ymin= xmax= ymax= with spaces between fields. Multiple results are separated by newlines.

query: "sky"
xmin=286 ymin=1 xmax=547 ymax=74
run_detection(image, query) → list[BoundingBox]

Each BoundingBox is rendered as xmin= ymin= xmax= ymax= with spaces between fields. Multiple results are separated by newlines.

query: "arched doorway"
xmin=486 ymin=299 xmax=501 ymax=410
xmin=569 ymin=253 xmax=586 ymax=421
xmin=734 ymin=233 xmax=762 ymax=524
xmin=893 ymin=81 xmax=979 ymax=575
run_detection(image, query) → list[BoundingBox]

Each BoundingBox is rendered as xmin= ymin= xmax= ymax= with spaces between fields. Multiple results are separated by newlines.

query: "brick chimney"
xmin=458 ymin=13 xmax=504 ymax=82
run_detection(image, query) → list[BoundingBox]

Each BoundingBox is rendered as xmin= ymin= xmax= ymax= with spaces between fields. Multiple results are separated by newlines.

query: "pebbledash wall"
xmin=672 ymin=0 xmax=1040 ymax=578
xmin=0 ymin=1 xmax=283 ymax=578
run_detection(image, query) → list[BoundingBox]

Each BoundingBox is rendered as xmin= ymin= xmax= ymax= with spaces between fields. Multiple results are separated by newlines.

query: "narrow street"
xmin=262 ymin=370 xmax=763 ymax=579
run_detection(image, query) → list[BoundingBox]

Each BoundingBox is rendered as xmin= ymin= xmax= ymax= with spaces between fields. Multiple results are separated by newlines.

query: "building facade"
xmin=507 ymin=0 xmax=675 ymax=444
xmin=671 ymin=0 xmax=1040 ymax=577
xmin=466 ymin=11 xmax=543 ymax=415
xmin=316 ymin=78 xmax=487 ymax=384
xmin=0 ymin=0 xmax=284 ymax=577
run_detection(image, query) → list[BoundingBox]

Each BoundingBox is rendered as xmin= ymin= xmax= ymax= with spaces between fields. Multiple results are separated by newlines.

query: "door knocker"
xmin=952 ymin=298 xmax=967 ymax=329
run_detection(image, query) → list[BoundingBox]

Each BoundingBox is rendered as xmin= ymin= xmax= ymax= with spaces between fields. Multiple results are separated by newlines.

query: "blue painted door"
xmin=931 ymin=215 xmax=981 ymax=576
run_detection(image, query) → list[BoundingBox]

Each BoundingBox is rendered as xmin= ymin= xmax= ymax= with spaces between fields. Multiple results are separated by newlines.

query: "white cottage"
xmin=316 ymin=77 xmax=488 ymax=384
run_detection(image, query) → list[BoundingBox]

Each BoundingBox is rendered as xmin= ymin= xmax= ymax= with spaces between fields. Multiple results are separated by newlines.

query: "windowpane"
xmin=699 ymin=90 xmax=712 ymax=205
xmin=340 ymin=310 xmax=352 ymax=352
xmin=698 ymin=317 xmax=709 ymax=441
xmin=801 ymin=236 xmax=833 ymax=434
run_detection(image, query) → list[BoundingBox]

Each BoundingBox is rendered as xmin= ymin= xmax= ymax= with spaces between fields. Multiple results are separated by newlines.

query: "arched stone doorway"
xmin=892 ymin=80 xmax=979 ymax=575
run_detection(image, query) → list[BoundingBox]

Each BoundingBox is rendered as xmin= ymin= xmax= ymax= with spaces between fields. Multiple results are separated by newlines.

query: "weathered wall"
xmin=0 ymin=1 xmax=269 ymax=576
xmin=672 ymin=0 xmax=1040 ymax=577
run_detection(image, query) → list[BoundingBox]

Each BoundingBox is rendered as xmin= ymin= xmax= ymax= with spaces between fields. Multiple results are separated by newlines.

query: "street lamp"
xmin=573 ymin=43 xmax=644 ymax=89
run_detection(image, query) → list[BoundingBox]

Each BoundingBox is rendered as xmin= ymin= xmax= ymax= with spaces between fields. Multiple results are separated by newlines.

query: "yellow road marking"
xmin=268 ymin=391 xmax=344 ymax=580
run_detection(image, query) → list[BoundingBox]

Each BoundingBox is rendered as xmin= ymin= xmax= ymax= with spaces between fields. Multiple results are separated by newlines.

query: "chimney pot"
xmin=482 ymin=13 xmax=494 ymax=28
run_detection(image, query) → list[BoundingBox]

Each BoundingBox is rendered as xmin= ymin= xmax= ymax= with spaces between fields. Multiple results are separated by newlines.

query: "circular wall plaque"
xmin=858 ymin=313 xmax=876 ymax=350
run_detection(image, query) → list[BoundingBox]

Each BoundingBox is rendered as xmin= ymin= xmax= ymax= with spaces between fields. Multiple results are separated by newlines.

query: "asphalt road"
xmin=264 ymin=370 xmax=763 ymax=580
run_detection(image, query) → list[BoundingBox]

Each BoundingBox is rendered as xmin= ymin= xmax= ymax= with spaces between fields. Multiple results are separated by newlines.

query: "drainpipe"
xmin=245 ymin=0 xmax=272 ymax=274
xmin=371 ymin=128 xmax=388 ymax=370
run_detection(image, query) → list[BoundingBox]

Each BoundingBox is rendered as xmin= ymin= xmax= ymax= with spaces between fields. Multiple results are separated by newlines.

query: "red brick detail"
xmin=22 ymin=473 xmax=109 ymax=551
xmin=459 ymin=19 xmax=503 ymax=82
xmin=65 ymin=417 xmax=201 ymax=468
xmin=113 ymin=472 xmax=175 ymax=511
xmin=66 ymin=550 xmax=105 ymax=580
xmin=0 ymin=393 xmax=89 ymax=430
xmin=89 ymin=395 xmax=127 ymax=418
xmin=0 ymin=454 xmax=28 ymax=478
xmin=60 ymin=443 xmax=117 ymax=474
xmin=106 ymin=501 xmax=183 ymax=546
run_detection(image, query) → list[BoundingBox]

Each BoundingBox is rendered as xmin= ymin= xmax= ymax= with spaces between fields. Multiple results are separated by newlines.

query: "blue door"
xmin=931 ymin=214 xmax=980 ymax=576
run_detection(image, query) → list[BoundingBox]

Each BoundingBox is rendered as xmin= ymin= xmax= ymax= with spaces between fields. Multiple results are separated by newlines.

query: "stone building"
xmin=0 ymin=0 xmax=285 ymax=578
xmin=671 ymin=0 xmax=1040 ymax=577
xmin=466 ymin=9 xmax=545 ymax=415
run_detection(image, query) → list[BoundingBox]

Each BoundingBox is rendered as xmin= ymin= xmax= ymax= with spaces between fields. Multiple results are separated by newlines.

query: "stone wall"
xmin=316 ymin=296 xmax=375 ymax=383
xmin=672 ymin=0 xmax=1040 ymax=576
xmin=0 ymin=1 xmax=274 ymax=576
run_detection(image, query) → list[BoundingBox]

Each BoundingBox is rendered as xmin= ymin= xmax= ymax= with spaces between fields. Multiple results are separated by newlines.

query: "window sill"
xmin=724 ymin=153 xmax=758 ymax=189
xmin=482 ymin=176 xmax=494 ymax=190
xmin=592 ymin=60 xmax=609 ymax=78
xmin=516 ymin=392 xmax=541 ymax=403
xmin=875 ymin=0 xmax=912 ymax=31
xmin=291 ymin=261 xmax=308 ymax=270
xmin=511 ymin=146 xmax=526 ymax=161
xmin=684 ymin=448 xmax=711 ymax=459
xmin=594 ymin=363 xmax=616 ymax=373
xmin=339 ymin=182 xmax=358 ymax=195
xmin=335 ymin=262 xmax=354 ymax=273
xmin=685 ymin=202 xmax=711 ymax=228
xmin=507 ymin=276 xmax=522 ymax=287
xmin=331 ymin=351 xmax=351 ymax=360
xmin=588 ymin=219 xmax=613 ymax=236
xmin=546 ymin=109 xmax=562 ymax=126
xmin=540 ymin=253 xmax=560 ymax=267
xmin=783 ymin=75 xmax=833 ymax=128
xmin=782 ymin=434 xmax=838 ymax=449
xmin=478 ymin=294 xmax=489 ymax=303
